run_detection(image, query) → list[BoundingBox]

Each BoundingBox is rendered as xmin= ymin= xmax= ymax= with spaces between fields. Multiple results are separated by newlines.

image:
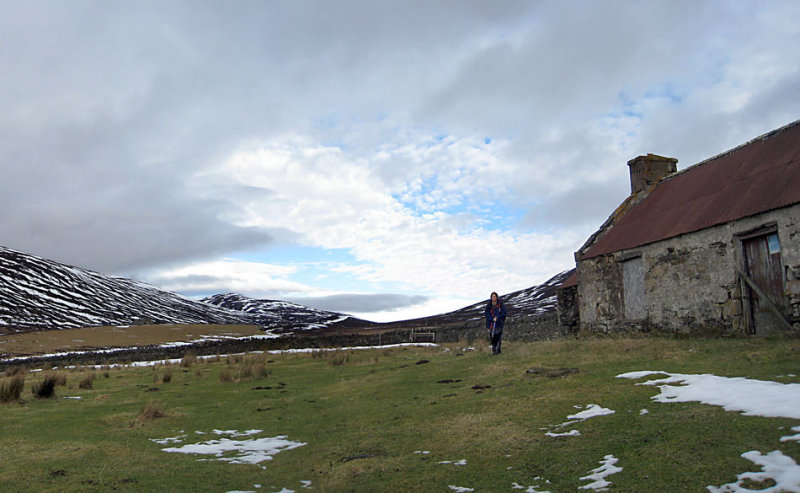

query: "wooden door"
xmin=622 ymin=257 xmax=646 ymax=320
xmin=743 ymin=233 xmax=786 ymax=335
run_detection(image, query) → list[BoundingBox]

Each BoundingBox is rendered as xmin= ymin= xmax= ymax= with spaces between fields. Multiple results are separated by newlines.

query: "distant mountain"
xmin=0 ymin=243 xmax=573 ymax=337
xmin=449 ymin=268 xmax=574 ymax=320
xmin=0 ymin=246 xmax=252 ymax=333
xmin=374 ymin=268 xmax=574 ymax=330
xmin=201 ymin=293 xmax=368 ymax=332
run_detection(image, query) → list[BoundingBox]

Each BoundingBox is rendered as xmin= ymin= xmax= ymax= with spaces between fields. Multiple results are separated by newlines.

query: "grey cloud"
xmin=0 ymin=0 xmax=798 ymax=294
xmin=523 ymin=178 xmax=630 ymax=231
xmin=287 ymin=294 xmax=430 ymax=314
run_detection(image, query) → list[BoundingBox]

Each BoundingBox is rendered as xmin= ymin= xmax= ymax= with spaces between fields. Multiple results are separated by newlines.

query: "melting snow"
xmin=152 ymin=430 xmax=306 ymax=466
xmin=512 ymin=480 xmax=551 ymax=492
xmin=545 ymin=429 xmax=581 ymax=437
xmin=619 ymin=371 xmax=800 ymax=492
xmin=439 ymin=459 xmax=468 ymax=466
xmin=579 ymin=455 xmax=622 ymax=491
xmin=617 ymin=371 xmax=800 ymax=419
xmin=545 ymin=403 xmax=616 ymax=438
xmin=568 ymin=404 xmax=616 ymax=421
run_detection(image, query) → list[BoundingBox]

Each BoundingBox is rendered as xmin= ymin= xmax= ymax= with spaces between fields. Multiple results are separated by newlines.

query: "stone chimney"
xmin=627 ymin=153 xmax=678 ymax=195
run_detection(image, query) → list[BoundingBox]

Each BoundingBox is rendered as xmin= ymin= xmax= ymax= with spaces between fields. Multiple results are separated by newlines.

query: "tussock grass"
xmin=0 ymin=374 xmax=24 ymax=403
xmin=31 ymin=373 xmax=62 ymax=399
xmin=4 ymin=365 xmax=27 ymax=378
xmin=218 ymin=353 xmax=272 ymax=382
xmin=219 ymin=368 xmax=234 ymax=383
xmin=78 ymin=372 xmax=95 ymax=390
xmin=180 ymin=351 xmax=197 ymax=368
xmin=136 ymin=400 xmax=168 ymax=423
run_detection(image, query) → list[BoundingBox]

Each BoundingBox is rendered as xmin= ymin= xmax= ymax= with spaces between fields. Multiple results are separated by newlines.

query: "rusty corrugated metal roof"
xmin=558 ymin=270 xmax=578 ymax=289
xmin=580 ymin=120 xmax=800 ymax=260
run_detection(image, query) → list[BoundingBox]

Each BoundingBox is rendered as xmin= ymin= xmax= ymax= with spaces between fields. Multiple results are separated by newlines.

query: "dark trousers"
xmin=490 ymin=330 xmax=503 ymax=354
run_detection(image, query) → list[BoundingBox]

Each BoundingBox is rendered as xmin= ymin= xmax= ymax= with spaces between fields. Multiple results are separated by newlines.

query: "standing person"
xmin=485 ymin=292 xmax=507 ymax=355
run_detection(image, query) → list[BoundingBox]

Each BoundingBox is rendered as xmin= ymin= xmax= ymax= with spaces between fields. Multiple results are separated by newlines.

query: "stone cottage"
xmin=557 ymin=120 xmax=800 ymax=335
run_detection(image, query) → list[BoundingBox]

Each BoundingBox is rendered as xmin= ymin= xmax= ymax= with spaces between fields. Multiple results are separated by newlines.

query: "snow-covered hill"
xmin=379 ymin=268 xmax=575 ymax=329
xmin=453 ymin=268 xmax=574 ymax=320
xmin=0 ymin=246 xmax=252 ymax=332
xmin=0 ymin=243 xmax=573 ymax=336
xmin=201 ymin=293 xmax=362 ymax=331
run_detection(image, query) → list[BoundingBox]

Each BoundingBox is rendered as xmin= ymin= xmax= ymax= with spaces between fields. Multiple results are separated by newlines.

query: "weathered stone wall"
xmin=576 ymin=204 xmax=800 ymax=335
xmin=556 ymin=285 xmax=579 ymax=334
xmin=1 ymin=313 xmax=568 ymax=369
xmin=432 ymin=312 xmax=568 ymax=344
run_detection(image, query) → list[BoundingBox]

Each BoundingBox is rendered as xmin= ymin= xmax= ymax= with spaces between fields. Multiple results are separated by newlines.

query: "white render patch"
xmin=618 ymin=371 xmax=800 ymax=492
xmin=152 ymin=429 xmax=306 ymax=466
xmin=578 ymin=455 xmax=622 ymax=491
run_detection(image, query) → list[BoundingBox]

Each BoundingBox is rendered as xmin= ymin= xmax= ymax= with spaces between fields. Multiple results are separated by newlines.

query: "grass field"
xmin=1 ymin=335 xmax=799 ymax=492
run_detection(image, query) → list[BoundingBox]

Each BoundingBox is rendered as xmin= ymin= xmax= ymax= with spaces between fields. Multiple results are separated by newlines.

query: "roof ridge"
xmin=665 ymin=119 xmax=800 ymax=181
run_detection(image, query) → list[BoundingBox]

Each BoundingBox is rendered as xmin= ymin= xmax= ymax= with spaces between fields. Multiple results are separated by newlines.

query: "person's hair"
xmin=489 ymin=292 xmax=500 ymax=305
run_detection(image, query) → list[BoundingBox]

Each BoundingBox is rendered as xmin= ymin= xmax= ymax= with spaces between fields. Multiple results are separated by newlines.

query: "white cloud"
xmin=1 ymin=1 xmax=798 ymax=320
xmin=150 ymin=259 xmax=311 ymax=298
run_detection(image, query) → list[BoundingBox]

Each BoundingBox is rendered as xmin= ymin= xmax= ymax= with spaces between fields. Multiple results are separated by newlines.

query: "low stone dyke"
xmin=0 ymin=312 xmax=567 ymax=369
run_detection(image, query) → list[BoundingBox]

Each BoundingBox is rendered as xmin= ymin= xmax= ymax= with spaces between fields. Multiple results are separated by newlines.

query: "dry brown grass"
xmin=0 ymin=324 xmax=262 ymax=357
xmin=219 ymin=368 xmax=234 ymax=383
xmin=31 ymin=373 xmax=63 ymax=399
xmin=78 ymin=372 xmax=95 ymax=390
xmin=0 ymin=375 xmax=25 ymax=403
xmin=136 ymin=400 xmax=168 ymax=423
xmin=4 ymin=365 xmax=27 ymax=378
xmin=217 ymin=354 xmax=272 ymax=383
xmin=180 ymin=351 xmax=197 ymax=368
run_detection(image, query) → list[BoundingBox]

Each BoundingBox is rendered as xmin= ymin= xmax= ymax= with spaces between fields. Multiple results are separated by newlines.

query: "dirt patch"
xmin=526 ymin=367 xmax=580 ymax=378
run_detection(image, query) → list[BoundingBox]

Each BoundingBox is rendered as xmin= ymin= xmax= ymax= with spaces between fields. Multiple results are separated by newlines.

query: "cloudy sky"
xmin=2 ymin=1 xmax=799 ymax=322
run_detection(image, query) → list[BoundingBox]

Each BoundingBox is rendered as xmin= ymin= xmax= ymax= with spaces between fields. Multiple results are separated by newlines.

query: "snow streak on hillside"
xmin=452 ymin=269 xmax=574 ymax=321
xmin=201 ymin=293 xmax=353 ymax=331
xmin=0 ymin=246 xmax=251 ymax=332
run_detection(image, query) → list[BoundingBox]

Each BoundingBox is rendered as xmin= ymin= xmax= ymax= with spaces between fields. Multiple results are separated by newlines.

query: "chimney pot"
xmin=627 ymin=153 xmax=677 ymax=195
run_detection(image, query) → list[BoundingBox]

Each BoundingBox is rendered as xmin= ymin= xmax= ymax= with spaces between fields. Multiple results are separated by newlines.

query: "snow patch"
xmin=579 ymin=455 xmax=622 ymax=491
xmin=707 ymin=450 xmax=800 ymax=493
xmin=568 ymin=404 xmax=616 ymax=421
xmin=545 ymin=429 xmax=581 ymax=437
xmin=153 ymin=429 xmax=306 ymax=466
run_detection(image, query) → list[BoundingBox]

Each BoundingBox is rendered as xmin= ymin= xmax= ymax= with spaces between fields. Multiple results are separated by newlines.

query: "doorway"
xmin=742 ymin=232 xmax=787 ymax=335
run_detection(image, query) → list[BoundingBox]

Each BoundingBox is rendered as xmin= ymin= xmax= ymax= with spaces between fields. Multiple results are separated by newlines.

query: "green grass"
xmin=0 ymin=336 xmax=799 ymax=492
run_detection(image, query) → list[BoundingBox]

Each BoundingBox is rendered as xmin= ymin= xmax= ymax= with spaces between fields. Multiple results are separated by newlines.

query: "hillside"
xmin=201 ymin=293 xmax=370 ymax=331
xmin=370 ymin=268 xmax=574 ymax=331
xmin=0 ymin=244 xmax=573 ymax=339
xmin=0 ymin=246 xmax=251 ymax=333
